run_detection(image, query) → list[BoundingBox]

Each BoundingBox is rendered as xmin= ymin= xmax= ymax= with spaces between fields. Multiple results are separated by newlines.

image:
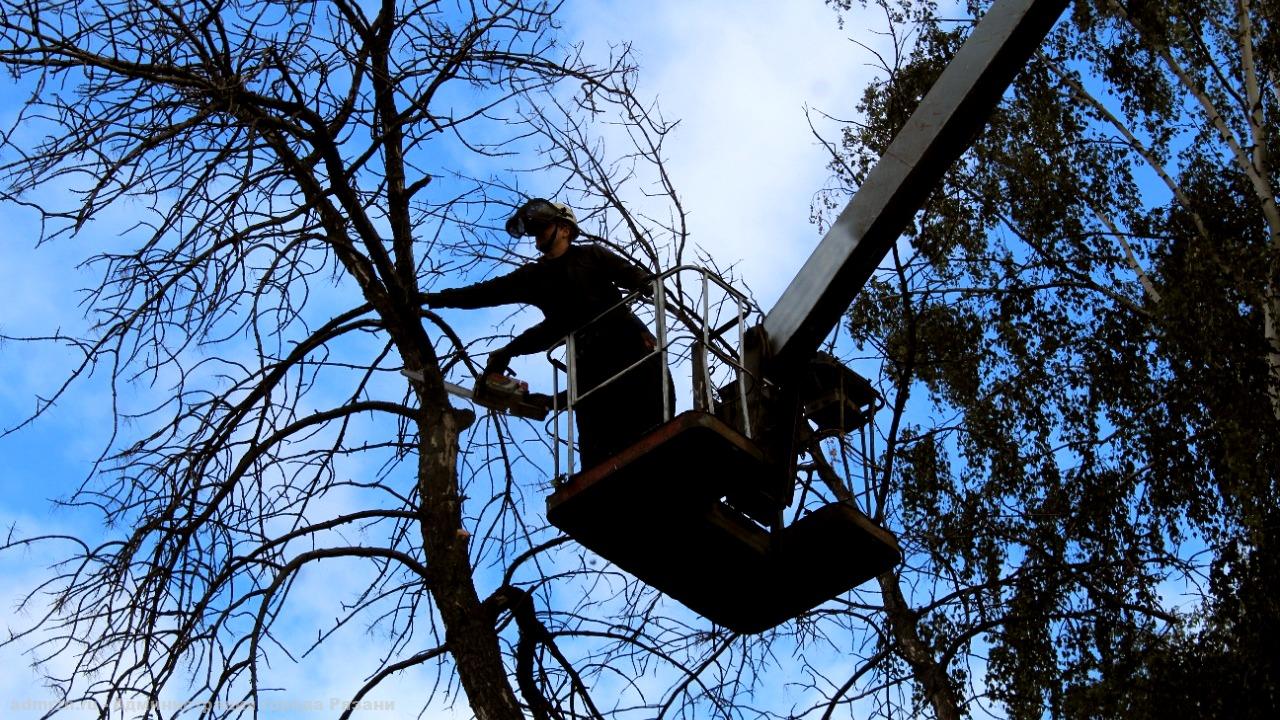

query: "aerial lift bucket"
xmin=546 ymin=410 xmax=900 ymax=633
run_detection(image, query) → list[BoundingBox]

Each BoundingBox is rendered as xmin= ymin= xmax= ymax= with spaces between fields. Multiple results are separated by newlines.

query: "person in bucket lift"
xmin=422 ymin=199 xmax=673 ymax=469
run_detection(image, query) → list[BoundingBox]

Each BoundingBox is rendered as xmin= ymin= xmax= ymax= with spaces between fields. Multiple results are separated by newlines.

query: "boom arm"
xmin=760 ymin=0 xmax=1071 ymax=374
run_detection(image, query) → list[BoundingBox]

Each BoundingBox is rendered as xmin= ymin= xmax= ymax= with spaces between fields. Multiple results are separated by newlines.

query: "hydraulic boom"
xmin=759 ymin=0 xmax=1071 ymax=376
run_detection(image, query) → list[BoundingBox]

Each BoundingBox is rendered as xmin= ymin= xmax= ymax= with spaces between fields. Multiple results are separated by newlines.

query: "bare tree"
xmin=0 ymin=0 xmax=923 ymax=718
xmin=0 ymin=1 xmax=726 ymax=717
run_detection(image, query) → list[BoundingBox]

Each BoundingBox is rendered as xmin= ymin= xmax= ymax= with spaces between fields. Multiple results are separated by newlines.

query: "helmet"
xmin=505 ymin=198 xmax=578 ymax=238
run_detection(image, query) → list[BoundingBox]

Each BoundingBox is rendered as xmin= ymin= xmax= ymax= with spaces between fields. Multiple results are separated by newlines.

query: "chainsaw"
xmin=400 ymin=369 xmax=550 ymax=421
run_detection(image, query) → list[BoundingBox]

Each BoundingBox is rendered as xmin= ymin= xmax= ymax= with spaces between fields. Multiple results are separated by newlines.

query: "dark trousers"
xmin=573 ymin=320 xmax=673 ymax=468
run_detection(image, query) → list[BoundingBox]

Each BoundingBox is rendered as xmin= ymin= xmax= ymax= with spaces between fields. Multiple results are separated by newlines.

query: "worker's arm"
xmin=483 ymin=320 xmax=564 ymax=375
xmin=422 ymin=266 xmax=535 ymax=309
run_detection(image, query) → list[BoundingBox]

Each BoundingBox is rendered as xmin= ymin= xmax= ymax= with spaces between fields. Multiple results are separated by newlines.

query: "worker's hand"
xmin=483 ymin=347 xmax=512 ymax=376
xmin=527 ymin=392 xmax=553 ymax=410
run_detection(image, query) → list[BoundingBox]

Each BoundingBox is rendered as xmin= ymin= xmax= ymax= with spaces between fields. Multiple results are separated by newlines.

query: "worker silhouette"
xmin=423 ymin=199 xmax=672 ymax=468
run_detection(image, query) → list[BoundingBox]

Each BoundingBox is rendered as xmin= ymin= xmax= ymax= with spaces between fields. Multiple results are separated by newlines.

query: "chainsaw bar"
xmin=400 ymin=369 xmax=549 ymax=421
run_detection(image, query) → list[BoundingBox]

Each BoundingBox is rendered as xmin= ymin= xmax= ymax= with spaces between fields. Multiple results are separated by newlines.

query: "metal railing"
xmin=545 ymin=265 xmax=760 ymax=478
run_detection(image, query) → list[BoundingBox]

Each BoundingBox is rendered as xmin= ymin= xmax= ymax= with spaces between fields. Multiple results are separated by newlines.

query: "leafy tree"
xmin=816 ymin=0 xmax=1279 ymax=716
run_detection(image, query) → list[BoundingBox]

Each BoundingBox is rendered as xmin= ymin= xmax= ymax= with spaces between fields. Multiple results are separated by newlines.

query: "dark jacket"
xmin=430 ymin=243 xmax=653 ymax=359
xmin=430 ymin=243 xmax=669 ymax=466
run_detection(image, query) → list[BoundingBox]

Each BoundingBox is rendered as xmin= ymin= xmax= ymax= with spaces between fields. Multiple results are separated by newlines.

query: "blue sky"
xmin=0 ymin=1 xmax=892 ymax=716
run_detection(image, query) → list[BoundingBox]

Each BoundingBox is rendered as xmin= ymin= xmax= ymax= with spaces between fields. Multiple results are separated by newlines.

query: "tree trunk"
xmin=1233 ymin=0 xmax=1280 ymax=421
xmin=879 ymin=572 xmax=961 ymax=720
xmin=417 ymin=406 xmax=523 ymax=720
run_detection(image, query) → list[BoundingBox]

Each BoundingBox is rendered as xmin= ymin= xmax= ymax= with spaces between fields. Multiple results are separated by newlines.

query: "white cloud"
xmin=568 ymin=0 xmax=889 ymax=306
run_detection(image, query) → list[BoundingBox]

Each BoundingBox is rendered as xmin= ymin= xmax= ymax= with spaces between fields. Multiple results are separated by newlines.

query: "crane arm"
xmin=760 ymin=0 xmax=1071 ymax=374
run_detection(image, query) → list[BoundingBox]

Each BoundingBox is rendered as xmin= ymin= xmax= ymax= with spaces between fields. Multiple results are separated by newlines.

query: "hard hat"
xmin=505 ymin=198 xmax=578 ymax=238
